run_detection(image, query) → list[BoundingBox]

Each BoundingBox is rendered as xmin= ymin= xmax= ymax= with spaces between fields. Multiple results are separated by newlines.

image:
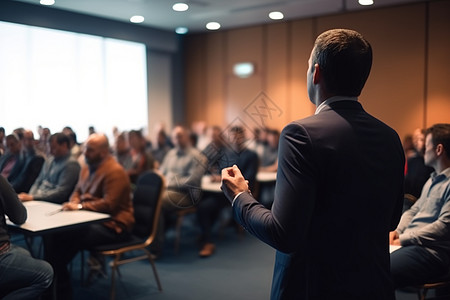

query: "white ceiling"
xmin=15 ymin=0 xmax=429 ymax=33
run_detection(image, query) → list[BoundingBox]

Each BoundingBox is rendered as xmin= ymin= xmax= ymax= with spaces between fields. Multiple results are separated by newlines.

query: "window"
xmin=0 ymin=21 xmax=148 ymax=142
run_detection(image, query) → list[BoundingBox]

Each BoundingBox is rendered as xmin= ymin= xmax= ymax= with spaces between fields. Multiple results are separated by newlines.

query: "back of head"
xmin=312 ymin=29 xmax=372 ymax=97
xmin=426 ymin=124 xmax=450 ymax=159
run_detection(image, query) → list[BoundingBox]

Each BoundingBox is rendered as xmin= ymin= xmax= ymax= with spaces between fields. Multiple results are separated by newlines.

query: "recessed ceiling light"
xmin=130 ymin=15 xmax=145 ymax=23
xmin=358 ymin=0 xmax=374 ymax=5
xmin=269 ymin=11 xmax=284 ymax=20
xmin=175 ymin=27 xmax=189 ymax=34
xmin=40 ymin=0 xmax=55 ymax=5
xmin=173 ymin=3 xmax=189 ymax=12
xmin=206 ymin=22 xmax=221 ymax=30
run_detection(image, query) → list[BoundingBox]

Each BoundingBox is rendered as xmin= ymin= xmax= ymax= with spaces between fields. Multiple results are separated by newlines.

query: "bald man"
xmin=44 ymin=133 xmax=135 ymax=299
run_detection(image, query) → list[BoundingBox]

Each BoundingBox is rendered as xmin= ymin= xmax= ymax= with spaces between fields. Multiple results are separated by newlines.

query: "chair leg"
xmin=417 ymin=287 xmax=427 ymax=300
xmin=174 ymin=214 xmax=184 ymax=254
xmin=110 ymin=264 xmax=117 ymax=300
xmin=80 ymin=250 xmax=85 ymax=285
xmin=147 ymin=251 xmax=162 ymax=291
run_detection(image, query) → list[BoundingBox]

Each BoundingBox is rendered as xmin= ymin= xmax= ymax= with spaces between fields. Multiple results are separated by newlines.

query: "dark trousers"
xmin=196 ymin=192 xmax=229 ymax=244
xmin=391 ymin=245 xmax=449 ymax=288
xmin=44 ymin=223 xmax=129 ymax=299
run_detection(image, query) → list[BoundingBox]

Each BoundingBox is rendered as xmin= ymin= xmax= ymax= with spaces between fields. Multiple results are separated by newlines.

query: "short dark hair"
xmin=426 ymin=124 xmax=450 ymax=159
xmin=50 ymin=132 xmax=70 ymax=148
xmin=230 ymin=126 xmax=245 ymax=135
xmin=312 ymin=29 xmax=372 ymax=97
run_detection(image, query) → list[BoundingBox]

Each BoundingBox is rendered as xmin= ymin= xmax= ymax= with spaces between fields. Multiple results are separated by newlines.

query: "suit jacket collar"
xmin=319 ymin=100 xmax=364 ymax=113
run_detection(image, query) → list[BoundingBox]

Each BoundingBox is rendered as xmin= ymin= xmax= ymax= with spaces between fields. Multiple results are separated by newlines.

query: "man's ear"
xmin=436 ymin=144 xmax=444 ymax=156
xmin=313 ymin=63 xmax=320 ymax=84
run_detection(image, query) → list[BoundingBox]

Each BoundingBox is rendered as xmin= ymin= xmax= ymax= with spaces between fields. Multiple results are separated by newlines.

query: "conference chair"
xmin=91 ymin=170 xmax=165 ymax=300
xmin=416 ymin=272 xmax=450 ymax=300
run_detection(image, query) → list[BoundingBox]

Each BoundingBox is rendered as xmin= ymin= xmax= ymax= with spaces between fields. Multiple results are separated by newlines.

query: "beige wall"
xmin=184 ymin=1 xmax=450 ymax=140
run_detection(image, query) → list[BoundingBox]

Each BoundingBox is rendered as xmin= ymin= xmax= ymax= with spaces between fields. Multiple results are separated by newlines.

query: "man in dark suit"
xmin=221 ymin=29 xmax=405 ymax=300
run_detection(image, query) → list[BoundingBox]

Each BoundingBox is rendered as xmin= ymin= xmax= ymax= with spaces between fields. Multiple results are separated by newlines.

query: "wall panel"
xmin=184 ymin=1 xmax=450 ymax=140
xmin=427 ymin=0 xmax=450 ymax=127
xmin=205 ymin=32 xmax=226 ymax=127
xmin=264 ymin=23 xmax=289 ymax=129
xmin=288 ymin=19 xmax=315 ymax=124
xmin=185 ymin=35 xmax=207 ymax=126
xmin=225 ymin=26 xmax=264 ymax=133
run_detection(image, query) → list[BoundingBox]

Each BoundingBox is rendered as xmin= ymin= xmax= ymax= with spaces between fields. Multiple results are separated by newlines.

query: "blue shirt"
xmin=397 ymin=167 xmax=450 ymax=254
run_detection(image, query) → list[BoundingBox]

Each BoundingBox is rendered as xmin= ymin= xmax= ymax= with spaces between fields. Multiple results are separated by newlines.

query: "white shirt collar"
xmin=315 ymin=96 xmax=358 ymax=115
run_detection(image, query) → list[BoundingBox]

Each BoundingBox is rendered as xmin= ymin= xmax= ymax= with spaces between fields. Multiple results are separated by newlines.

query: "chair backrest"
xmin=132 ymin=170 xmax=165 ymax=240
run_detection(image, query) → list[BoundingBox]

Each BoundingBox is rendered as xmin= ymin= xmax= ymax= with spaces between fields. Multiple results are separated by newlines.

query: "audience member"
xmin=18 ymin=133 xmax=81 ymax=204
xmin=0 ymin=127 xmax=5 ymax=156
xmin=248 ymin=127 xmax=268 ymax=159
xmin=0 ymin=134 xmax=24 ymax=182
xmin=390 ymin=123 xmax=450 ymax=288
xmin=258 ymin=128 xmax=279 ymax=208
xmin=197 ymin=126 xmax=259 ymax=257
xmin=153 ymin=125 xmax=207 ymax=256
xmin=0 ymin=133 xmax=40 ymax=194
xmin=128 ymin=129 xmax=154 ymax=184
xmin=88 ymin=125 xmax=96 ymax=136
xmin=43 ymin=133 xmax=134 ymax=299
xmin=113 ymin=131 xmax=133 ymax=170
xmin=11 ymin=130 xmax=45 ymax=193
xmin=0 ymin=175 xmax=53 ymax=299
xmin=191 ymin=121 xmax=210 ymax=151
xmin=151 ymin=127 xmax=172 ymax=168
xmin=221 ymin=29 xmax=405 ymax=299
xmin=36 ymin=127 xmax=51 ymax=157
xmin=403 ymin=128 xmax=434 ymax=211
xmin=62 ymin=126 xmax=82 ymax=160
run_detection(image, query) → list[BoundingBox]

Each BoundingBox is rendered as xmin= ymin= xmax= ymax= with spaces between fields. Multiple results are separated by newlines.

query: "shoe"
xmin=199 ymin=243 xmax=216 ymax=258
xmin=86 ymin=254 xmax=107 ymax=284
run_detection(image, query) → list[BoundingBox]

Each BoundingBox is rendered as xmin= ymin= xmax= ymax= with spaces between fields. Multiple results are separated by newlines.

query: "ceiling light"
xmin=173 ymin=3 xmax=189 ymax=12
xmin=40 ymin=0 xmax=55 ymax=5
xmin=269 ymin=11 xmax=284 ymax=20
xmin=206 ymin=22 xmax=221 ymax=31
xmin=358 ymin=0 xmax=374 ymax=5
xmin=130 ymin=15 xmax=145 ymax=23
xmin=175 ymin=27 xmax=189 ymax=34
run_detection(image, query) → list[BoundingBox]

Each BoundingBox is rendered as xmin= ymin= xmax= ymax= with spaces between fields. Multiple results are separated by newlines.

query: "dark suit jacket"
xmin=233 ymin=101 xmax=405 ymax=300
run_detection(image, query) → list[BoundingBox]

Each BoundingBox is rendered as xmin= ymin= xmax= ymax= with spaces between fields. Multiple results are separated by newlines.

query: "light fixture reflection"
xmin=130 ymin=15 xmax=145 ymax=23
xmin=175 ymin=27 xmax=189 ymax=34
xmin=269 ymin=11 xmax=284 ymax=20
xmin=358 ymin=0 xmax=374 ymax=5
xmin=173 ymin=3 xmax=189 ymax=12
xmin=206 ymin=22 xmax=221 ymax=30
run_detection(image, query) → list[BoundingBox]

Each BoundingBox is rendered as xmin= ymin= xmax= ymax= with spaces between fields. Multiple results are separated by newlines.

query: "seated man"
xmin=197 ymin=126 xmax=259 ymax=257
xmin=14 ymin=130 xmax=45 ymax=193
xmin=153 ymin=126 xmax=206 ymax=255
xmin=0 ymin=131 xmax=45 ymax=193
xmin=0 ymin=175 xmax=53 ymax=299
xmin=44 ymin=133 xmax=135 ymax=299
xmin=160 ymin=125 xmax=207 ymax=210
xmin=0 ymin=134 xmax=26 ymax=188
xmin=258 ymin=128 xmax=279 ymax=208
xmin=390 ymin=123 xmax=450 ymax=288
xmin=18 ymin=132 xmax=81 ymax=204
